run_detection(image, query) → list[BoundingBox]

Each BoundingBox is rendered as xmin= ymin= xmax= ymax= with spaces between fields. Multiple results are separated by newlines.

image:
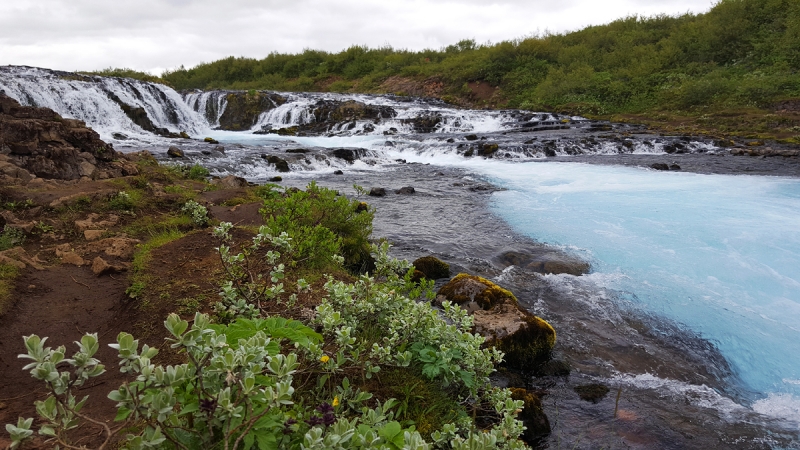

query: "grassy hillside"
xmin=92 ymin=0 xmax=800 ymax=142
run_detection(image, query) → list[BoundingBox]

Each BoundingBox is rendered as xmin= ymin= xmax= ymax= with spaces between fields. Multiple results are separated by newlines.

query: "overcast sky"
xmin=1 ymin=0 xmax=714 ymax=75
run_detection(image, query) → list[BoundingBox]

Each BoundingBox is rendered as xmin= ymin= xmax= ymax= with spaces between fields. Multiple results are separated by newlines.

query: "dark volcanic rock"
xmin=218 ymin=91 xmax=287 ymax=131
xmin=402 ymin=111 xmax=442 ymax=133
xmin=650 ymin=163 xmax=670 ymax=171
xmin=0 ymin=92 xmax=136 ymax=180
xmin=368 ymin=187 xmax=386 ymax=197
xmin=167 ymin=146 xmax=184 ymax=158
xmin=395 ymin=186 xmax=415 ymax=194
xmin=265 ymin=155 xmax=290 ymax=172
xmin=330 ymin=148 xmax=369 ymax=163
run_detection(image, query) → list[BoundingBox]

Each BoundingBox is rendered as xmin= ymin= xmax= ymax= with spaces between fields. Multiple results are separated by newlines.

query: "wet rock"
xmin=179 ymin=131 xmax=190 ymax=139
xmin=574 ymin=383 xmax=610 ymax=403
xmin=112 ymin=132 xmax=128 ymax=140
xmin=286 ymin=148 xmax=308 ymax=154
xmin=465 ymin=134 xmax=479 ymax=141
xmin=500 ymin=250 xmax=590 ymax=276
xmin=368 ymin=187 xmax=386 ymax=197
xmin=201 ymin=150 xmax=212 ymax=155
xmin=650 ymin=163 xmax=670 ymax=170
xmin=402 ymin=111 xmax=442 ymax=133
xmin=330 ymin=148 xmax=366 ymax=163
xmin=412 ymin=256 xmax=450 ymax=279
xmin=670 ymin=164 xmax=681 ymax=170
xmin=395 ymin=186 xmax=415 ymax=195
xmin=213 ymin=145 xmax=225 ymax=153
xmin=510 ymin=388 xmax=551 ymax=443
xmin=477 ymin=143 xmax=499 ymax=156
xmin=333 ymin=170 xmax=344 ymax=175
xmin=167 ymin=146 xmax=184 ymax=158
xmin=384 ymin=141 xmax=395 ymax=147
xmin=203 ymin=137 xmax=219 ymax=144
xmin=218 ymin=91 xmax=287 ymax=131
xmin=212 ymin=175 xmax=248 ymax=189
xmin=265 ymin=155 xmax=290 ymax=172
xmin=268 ymin=176 xmax=283 ymax=182
xmin=437 ymin=273 xmax=556 ymax=370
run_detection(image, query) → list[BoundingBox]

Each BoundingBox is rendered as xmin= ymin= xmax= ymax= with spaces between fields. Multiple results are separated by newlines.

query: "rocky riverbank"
xmin=0 ymin=95 xmax=561 ymax=449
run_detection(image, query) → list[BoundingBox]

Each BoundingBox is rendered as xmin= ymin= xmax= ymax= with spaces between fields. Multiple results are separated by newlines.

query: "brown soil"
xmin=0 ymin=160 xmax=282 ymax=448
xmin=0 ymin=265 xmax=134 ymax=449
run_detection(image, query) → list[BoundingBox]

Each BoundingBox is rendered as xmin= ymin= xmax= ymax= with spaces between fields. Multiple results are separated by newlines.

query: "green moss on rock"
xmin=436 ymin=273 xmax=516 ymax=309
xmin=510 ymin=387 xmax=551 ymax=442
xmin=412 ymin=256 xmax=450 ymax=279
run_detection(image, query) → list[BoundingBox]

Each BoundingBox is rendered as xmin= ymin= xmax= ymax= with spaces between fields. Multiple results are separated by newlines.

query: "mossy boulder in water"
xmin=437 ymin=273 xmax=556 ymax=370
xmin=509 ymin=388 xmax=551 ymax=443
xmin=412 ymin=256 xmax=450 ymax=279
xmin=437 ymin=273 xmax=516 ymax=309
xmin=472 ymin=301 xmax=556 ymax=371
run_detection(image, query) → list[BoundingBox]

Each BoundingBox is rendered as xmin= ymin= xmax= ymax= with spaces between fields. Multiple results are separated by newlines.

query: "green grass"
xmin=128 ymin=229 xmax=186 ymax=300
xmin=0 ymin=263 xmax=20 ymax=316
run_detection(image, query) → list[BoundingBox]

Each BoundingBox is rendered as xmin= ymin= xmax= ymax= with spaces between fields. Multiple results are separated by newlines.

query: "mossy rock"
xmin=474 ymin=303 xmax=556 ymax=371
xmin=436 ymin=273 xmax=516 ymax=309
xmin=574 ymin=383 xmax=610 ymax=403
xmin=509 ymin=388 xmax=551 ymax=443
xmin=412 ymin=256 xmax=450 ymax=279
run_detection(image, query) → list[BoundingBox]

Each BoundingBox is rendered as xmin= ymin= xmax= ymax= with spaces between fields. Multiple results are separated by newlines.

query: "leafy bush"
xmin=181 ymin=200 xmax=209 ymax=226
xmin=259 ymin=182 xmax=374 ymax=273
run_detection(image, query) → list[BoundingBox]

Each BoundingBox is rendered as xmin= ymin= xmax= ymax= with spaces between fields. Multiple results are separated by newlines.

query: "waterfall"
xmin=0 ymin=66 xmax=210 ymax=142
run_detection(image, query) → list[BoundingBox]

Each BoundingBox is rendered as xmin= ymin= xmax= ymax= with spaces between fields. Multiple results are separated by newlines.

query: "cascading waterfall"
xmin=183 ymin=90 xmax=228 ymax=128
xmin=0 ymin=66 xmax=210 ymax=142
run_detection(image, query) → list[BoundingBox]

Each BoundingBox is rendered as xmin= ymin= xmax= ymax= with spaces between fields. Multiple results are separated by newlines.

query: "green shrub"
xmin=259 ymin=182 xmax=374 ymax=273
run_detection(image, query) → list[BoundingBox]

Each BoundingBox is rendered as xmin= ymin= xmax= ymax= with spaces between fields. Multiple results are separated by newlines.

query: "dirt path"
xmin=0 ymin=264 xmax=135 ymax=448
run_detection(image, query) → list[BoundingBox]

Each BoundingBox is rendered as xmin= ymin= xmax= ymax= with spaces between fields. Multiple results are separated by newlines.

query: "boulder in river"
xmin=650 ymin=163 xmax=670 ymax=170
xmin=368 ymin=187 xmax=386 ymax=197
xmin=412 ymin=256 xmax=450 ymax=279
xmin=510 ymin=387 xmax=551 ymax=442
xmin=167 ymin=146 xmax=184 ymax=158
xmin=437 ymin=273 xmax=556 ymax=370
xmin=395 ymin=186 xmax=415 ymax=195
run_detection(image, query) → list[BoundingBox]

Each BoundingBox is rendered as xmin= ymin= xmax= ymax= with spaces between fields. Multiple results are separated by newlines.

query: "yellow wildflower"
xmin=332 ymin=396 xmax=339 ymax=407
xmin=320 ymin=355 xmax=330 ymax=363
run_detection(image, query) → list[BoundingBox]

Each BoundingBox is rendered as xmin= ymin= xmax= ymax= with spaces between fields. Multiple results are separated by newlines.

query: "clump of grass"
xmin=0 ymin=228 xmax=26 ymax=251
xmin=0 ymin=263 xmax=20 ymax=316
xmin=127 ymin=229 xmax=186 ymax=300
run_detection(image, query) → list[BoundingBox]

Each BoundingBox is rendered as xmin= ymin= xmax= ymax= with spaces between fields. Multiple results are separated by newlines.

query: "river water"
xmin=3 ymin=66 xmax=800 ymax=448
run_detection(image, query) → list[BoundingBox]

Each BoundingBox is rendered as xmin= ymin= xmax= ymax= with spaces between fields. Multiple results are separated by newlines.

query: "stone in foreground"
xmin=437 ymin=273 xmax=556 ymax=370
